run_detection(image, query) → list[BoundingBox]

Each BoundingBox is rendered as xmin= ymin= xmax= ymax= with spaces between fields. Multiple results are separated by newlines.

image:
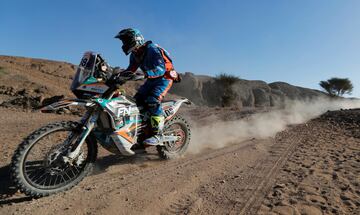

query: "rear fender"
xmin=40 ymin=99 xmax=94 ymax=113
xmin=162 ymin=98 xmax=191 ymax=120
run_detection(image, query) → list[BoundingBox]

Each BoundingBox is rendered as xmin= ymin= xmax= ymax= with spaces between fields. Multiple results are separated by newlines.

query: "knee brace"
xmin=150 ymin=115 xmax=165 ymax=134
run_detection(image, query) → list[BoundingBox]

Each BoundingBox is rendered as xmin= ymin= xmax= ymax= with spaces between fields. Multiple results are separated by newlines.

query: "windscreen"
xmin=70 ymin=52 xmax=97 ymax=91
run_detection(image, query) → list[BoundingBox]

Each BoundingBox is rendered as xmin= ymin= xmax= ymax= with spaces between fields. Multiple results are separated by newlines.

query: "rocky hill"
xmin=170 ymin=72 xmax=327 ymax=108
xmin=0 ymin=55 xmax=327 ymax=110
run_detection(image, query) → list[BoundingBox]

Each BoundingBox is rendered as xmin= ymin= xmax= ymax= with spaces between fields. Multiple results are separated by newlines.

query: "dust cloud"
xmin=189 ymin=98 xmax=360 ymax=154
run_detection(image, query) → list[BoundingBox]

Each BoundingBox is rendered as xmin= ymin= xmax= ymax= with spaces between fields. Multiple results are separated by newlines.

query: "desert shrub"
xmin=319 ymin=77 xmax=353 ymax=97
xmin=215 ymin=73 xmax=240 ymax=85
xmin=215 ymin=73 xmax=240 ymax=107
xmin=220 ymin=91 xmax=237 ymax=107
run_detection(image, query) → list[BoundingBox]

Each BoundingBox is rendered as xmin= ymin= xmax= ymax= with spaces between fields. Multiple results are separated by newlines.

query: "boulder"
xmin=170 ymin=72 xmax=207 ymax=105
xmin=252 ymin=88 xmax=270 ymax=107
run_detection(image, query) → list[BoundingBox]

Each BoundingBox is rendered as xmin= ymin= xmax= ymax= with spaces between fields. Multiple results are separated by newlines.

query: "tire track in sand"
xmin=159 ymin=127 xmax=299 ymax=214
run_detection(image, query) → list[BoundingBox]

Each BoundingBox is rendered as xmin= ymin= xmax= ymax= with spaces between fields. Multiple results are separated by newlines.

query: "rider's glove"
xmin=120 ymin=70 xmax=135 ymax=78
xmin=105 ymin=72 xmax=122 ymax=86
xmin=111 ymin=66 xmax=121 ymax=73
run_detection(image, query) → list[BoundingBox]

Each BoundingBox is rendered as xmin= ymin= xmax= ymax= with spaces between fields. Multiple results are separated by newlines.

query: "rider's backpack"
xmin=156 ymin=45 xmax=181 ymax=83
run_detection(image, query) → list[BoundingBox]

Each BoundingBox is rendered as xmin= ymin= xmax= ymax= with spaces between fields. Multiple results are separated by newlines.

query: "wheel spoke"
xmin=25 ymin=165 xmax=43 ymax=172
xmin=63 ymin=168 xmax=72 ymax=181
xmin=28 ymin=169 xmax=43 ymax=182
xmin=70 ymin=167 xmax=77 ymax=178
xmin=45 ymin=175 xmax=52 ymax=187
xmin=60 ymin=174 xmax=66 ymax=184
xmin=47 ymin=175 xmax=53 ymax=187
xmin=29 ymin=168 xmax=47 ymax=183
xmin=37 ymin=172 xmax=50 ymax=186
xmin=73 ymin=165 xmax=81 ymax=174
xmin=163 ymin=129 xmax=183 ymax=135
xmin=53 ymin=175 xmax=59 ymax=186
xmin=25 ymin=166 xmax=43 ymax=171
xmin=25 ymin=160 xmax=44 ymax=166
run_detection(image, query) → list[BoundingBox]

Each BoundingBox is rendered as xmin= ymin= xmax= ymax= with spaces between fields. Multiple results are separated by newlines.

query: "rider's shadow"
xmin=92 ymin=150 xmax=163 ymax=175
xmin=0 ymin=164 xmax=33 ymax=205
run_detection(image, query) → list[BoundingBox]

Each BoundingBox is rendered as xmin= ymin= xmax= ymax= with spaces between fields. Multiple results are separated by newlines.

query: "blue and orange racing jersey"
xmin=126 ymin=41 xmax=173 ymax=79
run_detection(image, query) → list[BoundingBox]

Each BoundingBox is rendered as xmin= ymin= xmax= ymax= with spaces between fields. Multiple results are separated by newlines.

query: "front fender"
xmin=40 ymin=99 xmax=94 ymax=113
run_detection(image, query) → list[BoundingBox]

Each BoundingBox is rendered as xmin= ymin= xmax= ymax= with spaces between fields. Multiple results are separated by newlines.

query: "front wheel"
xmin=11 ymin=121 xmax=98 ymax=197
xmin=157 ymin=115 xmax=191 ymax=159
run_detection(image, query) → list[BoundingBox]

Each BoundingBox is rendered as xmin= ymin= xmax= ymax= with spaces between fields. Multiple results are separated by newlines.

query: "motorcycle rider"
xmin=110 ymin=28 xmax=180 ymax=156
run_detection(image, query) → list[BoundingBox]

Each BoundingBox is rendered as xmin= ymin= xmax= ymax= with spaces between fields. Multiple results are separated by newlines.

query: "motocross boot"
xmin=111 ymin=133 xmax=135 ymax=156
xmin=143 ymin=115 xmax=165 ymax=146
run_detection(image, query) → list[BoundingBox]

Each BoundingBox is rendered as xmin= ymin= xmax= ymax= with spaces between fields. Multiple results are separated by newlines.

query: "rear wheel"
xmin=11 ymin=121 xmax=98 ymax=197
xmin=157 ymin=115 xmax=191 ymax=159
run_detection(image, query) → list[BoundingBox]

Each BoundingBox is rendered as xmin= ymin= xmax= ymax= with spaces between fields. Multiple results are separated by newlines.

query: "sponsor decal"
xmin=116 ymin=106 xmax=132 ymax=117
xmin=169 ymin=70 xmax=177 ymax=79
xmin=80 ymin=55 xmax=89 ymax=67
xmin=164 ymin=106 xmax=175 ymax=117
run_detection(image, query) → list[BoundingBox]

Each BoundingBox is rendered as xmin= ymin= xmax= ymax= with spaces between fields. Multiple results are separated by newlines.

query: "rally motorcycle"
xmin=10 ymin=52 xmax=191 ymax=197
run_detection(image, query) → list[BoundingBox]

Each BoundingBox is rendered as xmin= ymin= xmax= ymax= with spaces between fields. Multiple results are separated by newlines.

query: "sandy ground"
xmin=0 ymin=107 xmax=358 ymax=215
xmin=259 ymin=109 xmax=360 ymax=215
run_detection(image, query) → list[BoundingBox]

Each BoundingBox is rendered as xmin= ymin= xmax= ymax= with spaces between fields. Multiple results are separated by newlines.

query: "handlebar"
xmin=102 ymin=71 xmax=145 ymax=99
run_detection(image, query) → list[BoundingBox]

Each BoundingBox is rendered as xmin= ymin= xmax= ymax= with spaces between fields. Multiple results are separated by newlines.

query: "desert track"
xmin=1 ymin=108 xmax=359 ymax=214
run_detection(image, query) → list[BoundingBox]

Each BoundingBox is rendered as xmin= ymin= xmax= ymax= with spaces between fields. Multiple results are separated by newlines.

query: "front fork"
xmin=65 ymin=110 xmax=99 ymax=160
